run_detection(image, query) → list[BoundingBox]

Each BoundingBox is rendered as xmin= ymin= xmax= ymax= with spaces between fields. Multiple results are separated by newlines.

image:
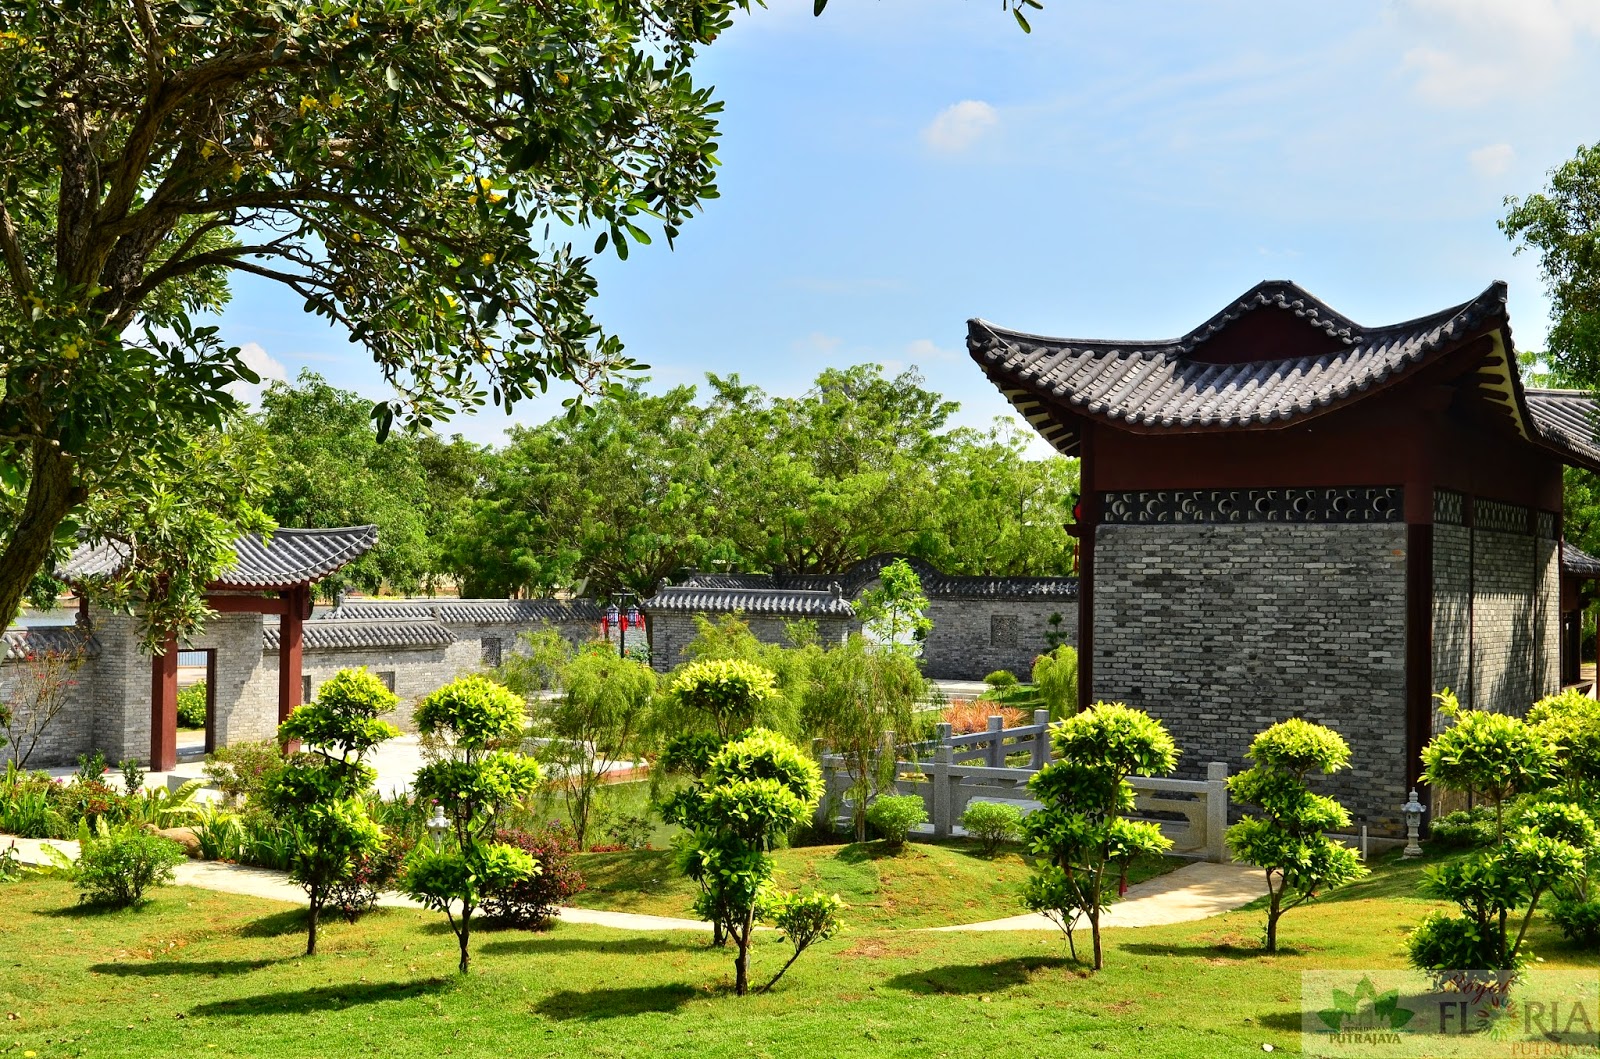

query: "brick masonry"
xmin=1092 ymin=522 xmax=1411 ymax=834
xmin=920 ymin=598 xmax=1077 ymax=680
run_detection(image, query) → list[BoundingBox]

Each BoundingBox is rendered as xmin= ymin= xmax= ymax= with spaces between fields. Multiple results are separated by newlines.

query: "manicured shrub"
xmin=1428 ymin=806 xmax=1498 ymax=849
xmin=866 ymin=794 xmax=928 ymax=848
xmin=758 ymin=890 xmax=845 ymax=994
xmin=74 ymin=829 xmax=185 ymax=907
xmin=203 ymin=740 xmax=289 ymax=806
xmin=176 ymin=681 xmax=208 ymax=729
xmin=1423 ymin=689 xmax=1555 ymax=840
xmin=481 ymin=824 xmax=586 ymax=929
xmin=672 ymin=658 xmax=778 ymax=740
xmin=1226 ymin=719 xmax=1367 ymax=953
xmin=984 ymin=670 xmax=1019 ymax=689
xmin=961 ymin=800 xmax=1023 ymax=855
xmin=1024 ymin=702 xmax=1177 ymax=970
xmin=1552 ymin=896 xmax=1600 ymax=947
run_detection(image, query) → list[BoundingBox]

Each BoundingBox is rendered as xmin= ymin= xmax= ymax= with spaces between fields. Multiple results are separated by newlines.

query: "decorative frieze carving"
xmin=1099 ymin=487 xmax=1402 ymax=525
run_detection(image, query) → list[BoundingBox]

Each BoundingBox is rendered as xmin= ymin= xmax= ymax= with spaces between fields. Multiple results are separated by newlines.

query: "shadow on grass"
xmin=533 ymin=983 xmax=697 ymax=1021
xmin=190 ymin=978 xmax=451 ymax=1017
xmin=885 ymin=956 xmax=1075 ymax=995
xmin=1121 ymin=941 xmax=1294 ymax=960
xmin=41 ymin=901 xmax=141 ymax=919
xmin=90 ymin=957 xmax=287 ymax=977
xmin=480 ymin=935 xmax=705 ymax=957
xmin=236 ymin=909 xmax=307 ymax=938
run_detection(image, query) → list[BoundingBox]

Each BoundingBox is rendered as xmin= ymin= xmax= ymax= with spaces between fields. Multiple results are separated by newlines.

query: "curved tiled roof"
xmin=1563 ymin=543 xmax=1600 ymax=580
xmin=968 ymin=280 xmax=1520 ymax=456
xmin=266 ymin=618 xmax=455 ymax=652
xmin=643 ymin=585 xmax=856 ymax=618
xmin=1526 ymin=389 xmax=1600 ymax=469
xmin=670 ymin=554 xmax=1078 ymax=605
xmin=324 ymin=597 xmax=602 ymax=624
xmin=2 ymin=625 xmax=98 ymax=662
xmin=60 ymin=526 xmax=379 ymax=591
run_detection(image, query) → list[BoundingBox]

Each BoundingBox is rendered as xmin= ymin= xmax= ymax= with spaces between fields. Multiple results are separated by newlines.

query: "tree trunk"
xmin=1265 ymin=895 xmax=1279 ymax=954
xmin=458 ymin=907 xmax=472 ymax=974
xmin=306 ymin=888 xmax=321 ymax=956
xmin=0 ymin=445 xmax=84 ymax=633
xmin=734 ymin=906 xmax=756 ymax=996
xmin=1089 ymin=907 xmax=1102 ymax=971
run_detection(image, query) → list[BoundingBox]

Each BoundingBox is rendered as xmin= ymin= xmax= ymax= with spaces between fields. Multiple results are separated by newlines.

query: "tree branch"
xmin=0 ymin=200 xmax=34 ymax=308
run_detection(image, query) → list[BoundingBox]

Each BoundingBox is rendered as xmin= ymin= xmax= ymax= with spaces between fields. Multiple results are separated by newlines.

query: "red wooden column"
xmin=278 ymin=586 xmax=306 ymax=725
xmin=1076 ymin=421 xmax=1097 ymax=713
xmin=150 ymin=635 xmax=178 ymax=772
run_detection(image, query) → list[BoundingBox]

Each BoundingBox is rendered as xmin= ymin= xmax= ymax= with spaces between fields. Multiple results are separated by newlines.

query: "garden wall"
xmin=920 ymin=597 xmax=1076 ymax=681
xmin=1092 ymin=521 xmax=1410 ymax=834
xmin=647 ymin=612 xmax=855 ymax=674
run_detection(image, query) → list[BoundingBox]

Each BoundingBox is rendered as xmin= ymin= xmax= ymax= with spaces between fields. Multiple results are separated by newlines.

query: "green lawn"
xmin=572 ymin=841 xmax=1182 ymax=930
xmin=2 ymin=852 xmax=1594 ymax=1058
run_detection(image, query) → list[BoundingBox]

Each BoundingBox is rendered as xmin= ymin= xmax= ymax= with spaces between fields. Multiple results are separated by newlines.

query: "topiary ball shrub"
xmin=866 ymin=795 xmax=928 ymax=849
xmin=960 ymin=800 xmax=1023 ymax=856
xmin=984 ymin=670 xmax=1019 ymax=689
xmin=74 ymin=829 xmax=186 ymax=907
xmin=1552 ymin=897 xmax=1600 ymax=947
xmin=176 ymin=681 xmax=208 ymax=729
xmin=481 ymin=824 xmax=586 ymax=929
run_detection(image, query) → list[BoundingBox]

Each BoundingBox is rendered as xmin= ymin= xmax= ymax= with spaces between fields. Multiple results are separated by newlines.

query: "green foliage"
xmin=175 ymin=682 xmax=208 ymax=729
xmin=660 ymin=733 xmax=725 ymax=779
xmin=408 ymin=675 xmax=543 ymax=973
xmin=72 ymin=829 xmax=185 ymax=908
xmin=857 ymin=559 xmax=932 ymax=656
xmin=531 ymin=645 xmax=656 ymax=849
xmin=1032 ymin=645 xmax=1079 ymax=720
xmin=481 ymin=825 xmax=586 ymax=930
xmin=1526 ymin=689 xmax=1600 ymax=802
xmin=803 ymin=634 xmax=926 ymax=842
xmin=1023 ymin=702 xmax=1178 ymax=969
xmin=1423 ymin=690 xmax=1557 ymax=838
xmin=1226 ymin=721 xmax=1367 ymax=953
xmin=984 ymin=670 xmax=1019 ymax=689
xmin=267 ymin=667 xmax=400 ymax=954
xmin=866 ymin=795 xmax=928 ymax=849
xmin=493 ymin=628 xmax=576 ymax=700
xmin=757 ymin=890 xmax=846 ymax=994
xmin=1503 ymin=143 xmax=1600 ymax=388
xmin=1408 ymin=789 xmax=1597 ymax=973
xmin=666 ymin=729 xmax=824 ymax=995
xmin=1429 ymin=807 xmax=1499 ymax=850
xmin=672 ymin=658 xmax=778 ymax=740
xmin=203 ymin=740 xmax=288 ymax=807
xmin=256 ymin=373 xmax=487 ymax=596
xmin=961 ymin=801 xmax=1024 ymax=856
xmin=1551 ymin=897 xmax=1600 ymax=946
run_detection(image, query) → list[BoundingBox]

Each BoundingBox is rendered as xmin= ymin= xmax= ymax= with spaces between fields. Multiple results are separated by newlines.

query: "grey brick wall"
xmin=921 ymin=598 xmax=1077 ymax=680
xmin=648 ymin=613 xmax=855 ymax=673
xmin=1092 ymin=523 xmax=1410 ymax=834
xmin=0 ymin=627 xmax=97 ymax=768
xmin=1432 ymin=523 xmax=1472 ymax=733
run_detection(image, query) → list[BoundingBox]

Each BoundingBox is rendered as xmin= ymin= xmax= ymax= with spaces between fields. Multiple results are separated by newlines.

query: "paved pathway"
xmin=4 ymin=835 xmax=715 ymax=932
xmin=927 ymin=860 xmax=1268 ymax=931
xmin=7 ymin=833 xmax=1265 ymax=934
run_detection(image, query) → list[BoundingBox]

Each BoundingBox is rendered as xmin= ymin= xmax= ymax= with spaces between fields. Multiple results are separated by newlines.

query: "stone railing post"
xmin=1030 ymin=709 xmax=1051 ymax=770
xmin=935 ymin=721 xmax=952 ymax=749
xmin=986 ymin=715 xmax=1004 ymax=768
xmin=1205 ymin=761 xmax=1230 ymax=863
xmin=932 ymin=746 xmax=953 ymax=838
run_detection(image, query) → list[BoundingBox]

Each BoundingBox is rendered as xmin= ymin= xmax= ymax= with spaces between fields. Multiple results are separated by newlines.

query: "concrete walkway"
xmin=4 ymin=835 xmax=715 ymax=932
xmin=927 ymin=860 xmax=1268 ymax=931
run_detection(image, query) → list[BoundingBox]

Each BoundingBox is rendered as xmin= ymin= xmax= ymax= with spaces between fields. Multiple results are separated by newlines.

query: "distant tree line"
xmin=253 ymin=364 xmax=1080 ymax=600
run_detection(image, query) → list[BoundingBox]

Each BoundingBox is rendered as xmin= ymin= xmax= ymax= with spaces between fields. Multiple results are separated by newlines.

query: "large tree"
xmin=0 ymin=0 xmax=748 ymax=638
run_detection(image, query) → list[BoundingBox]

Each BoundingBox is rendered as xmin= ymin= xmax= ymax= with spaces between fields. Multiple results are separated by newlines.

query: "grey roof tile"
xmin=673 ymin=554 xmax=1077 ymax=602
xmin=60 ymin=526 xmax=379 ymax=590
xmin=324 ymin=597 xmax=603 ymax=624
xmin=266 ymin=618 xmax=455 ymax=652
xmin=642 ymin=586 xmax=856 ymax=618
xmin=1527 ymin=389 xmax=1600 ymax=469
xmin=1563 ymin=542 xmax=1600 ymax=580
xmin=969 ymin=280 xmax=1514 ymax=448
xmin=2 ymin=625 xmax=98 ymax=661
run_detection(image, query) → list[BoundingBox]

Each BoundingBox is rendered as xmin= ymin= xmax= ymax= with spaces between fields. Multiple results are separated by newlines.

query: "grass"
xmin=1 ymin=850 xmax=1595 ymax=1058
xmin=572 ymin=842 xmax=1183 ymax=930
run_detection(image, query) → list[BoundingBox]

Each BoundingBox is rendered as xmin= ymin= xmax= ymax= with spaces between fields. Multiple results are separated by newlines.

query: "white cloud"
xmin=1399 ymin=0 xmax=1600 ymax=104
xmin=791 ymin=331 xmax=841 ymax=355
xmin=904 ymin=338 xmax=959 ymax=363
xmin=1469 ymin=142 xmax=1515 ymax=176
xmin=227 ymin=340 xmax=289 ymax=405
xmin=921 ymin=100 xmax=999 ymax=154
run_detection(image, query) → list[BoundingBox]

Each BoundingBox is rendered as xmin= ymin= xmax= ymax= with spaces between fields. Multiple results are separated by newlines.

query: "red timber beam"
xmin=150 ymin=635 xmax=178 ymax=772
xmin=278 ymin=585 xmax=309 ymax=726
xmin=1404 ymin=395 xmax=1447 ymax=805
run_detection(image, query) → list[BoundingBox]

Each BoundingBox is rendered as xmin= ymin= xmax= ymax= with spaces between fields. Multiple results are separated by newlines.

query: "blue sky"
xmin=209 ymin=0 xmax=1600 ymax=454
